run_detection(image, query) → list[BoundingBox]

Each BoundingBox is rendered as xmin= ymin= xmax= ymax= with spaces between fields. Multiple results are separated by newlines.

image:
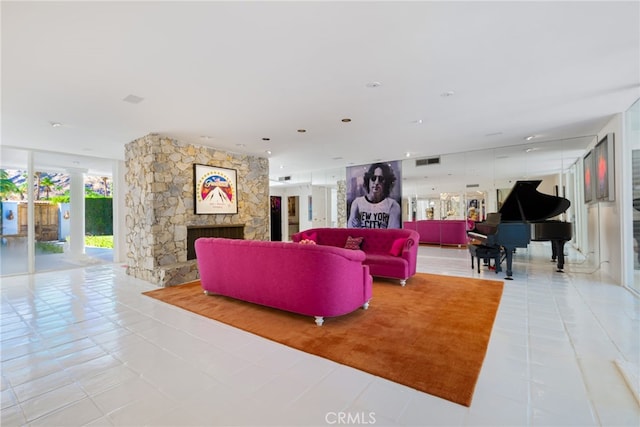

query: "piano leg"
xmin=553 ymin=240 xmax=567 ymax=272
xmin=503 ymin=246 xmax=515 ymax=280
xmin=551 ymin=241 xmax=558 ymax=262
xmin=493 ymin=251 xmax=502 ymax=273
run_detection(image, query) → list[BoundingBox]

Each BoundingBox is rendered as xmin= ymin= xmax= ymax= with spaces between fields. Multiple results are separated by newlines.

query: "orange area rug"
xmin=143 ymin=272 xmax=503 ymax=406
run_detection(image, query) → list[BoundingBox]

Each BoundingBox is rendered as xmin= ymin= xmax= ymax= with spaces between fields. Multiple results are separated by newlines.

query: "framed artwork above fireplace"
xmin=193 ymin=164 xmax=238 ymax=214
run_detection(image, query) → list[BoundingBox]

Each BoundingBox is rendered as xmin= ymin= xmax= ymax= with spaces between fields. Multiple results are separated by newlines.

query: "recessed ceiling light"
xmin=524 ymin=135 xmax=536 ymax=141
xmin=50 ymin=122 xmax=62 ymax=127
xmin=366 ymin=82 xmax=381 ymax=88
xmin=440 ymin=91 xmax=455 ymax=97
xmin=265 ymin=150 xmax=272 ymax=155
xmin=413 ymin=119 xmax=423 ymax=124
xmin=405 ymin=152 xmax=411 ymax=158
xmin=341 ymin=118 xmax=352 ymax=123
xmin=297 ymin=129 xmax=306 ymax=133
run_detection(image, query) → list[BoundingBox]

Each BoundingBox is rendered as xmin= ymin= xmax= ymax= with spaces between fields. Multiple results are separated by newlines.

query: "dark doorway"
xmin=270 ymin=196 xmax=282 ymax=241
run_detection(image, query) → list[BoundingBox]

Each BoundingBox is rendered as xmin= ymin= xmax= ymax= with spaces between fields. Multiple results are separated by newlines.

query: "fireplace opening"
xmin=187 ymin=224 xmax=244 ymax=260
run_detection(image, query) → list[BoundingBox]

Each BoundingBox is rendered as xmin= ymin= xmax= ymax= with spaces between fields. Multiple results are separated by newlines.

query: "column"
xmin=67 ymin=168 xmax=87 ymax=259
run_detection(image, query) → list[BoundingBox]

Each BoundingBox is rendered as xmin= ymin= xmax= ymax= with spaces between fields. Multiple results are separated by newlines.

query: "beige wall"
xmin=592 ymin=114 xmax=624 ymax=284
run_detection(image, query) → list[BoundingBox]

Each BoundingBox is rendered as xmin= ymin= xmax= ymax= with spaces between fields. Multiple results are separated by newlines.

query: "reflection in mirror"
xmin=401 ymin=136 xmax=593 ymax=214
xmin=311 ymin=168 xmax=345 ymax=186
xmin=275 ymin=137 xmax=593 ymax=234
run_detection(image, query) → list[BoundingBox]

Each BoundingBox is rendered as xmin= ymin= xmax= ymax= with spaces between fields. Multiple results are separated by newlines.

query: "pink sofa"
xmin=195 ymin=238 xmax=372 ymax=326
xmin=291 ymin=228 xmax=419 ymax=286
xmin=403 ymin=219 xmax=473 ymax=246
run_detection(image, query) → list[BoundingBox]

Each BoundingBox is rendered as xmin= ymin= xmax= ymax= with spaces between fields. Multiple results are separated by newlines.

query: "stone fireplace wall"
xmin=125 ymin=134 xmax=269 ymax=286
xmin=337 ymin=180 xmax=347 ymax=228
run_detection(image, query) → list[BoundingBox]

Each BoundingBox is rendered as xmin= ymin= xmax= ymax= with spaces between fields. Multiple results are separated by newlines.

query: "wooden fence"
xmin=18 ymin=202 xmax=59 ymax=241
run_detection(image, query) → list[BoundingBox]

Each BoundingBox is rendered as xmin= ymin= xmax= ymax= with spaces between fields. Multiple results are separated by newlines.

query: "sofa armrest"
xmin=397 ymin=236 xmax=416 ymax=255
xmin=405 ymin=237 xmax=416 ymax=250
xmin=400 ymin=236 xmax=419 ymax=276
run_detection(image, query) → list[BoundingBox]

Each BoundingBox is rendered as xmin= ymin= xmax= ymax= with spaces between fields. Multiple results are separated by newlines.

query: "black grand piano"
xmin=468 ymin=180 xmax=572 ymax=280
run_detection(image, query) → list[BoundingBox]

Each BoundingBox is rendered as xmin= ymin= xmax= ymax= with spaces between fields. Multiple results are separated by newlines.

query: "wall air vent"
xmin=278 ymin=176 xmax=291 ymax=182
xmin=415 ymin=157 xmax=441 ymax=166
xmin=466 ymin=184 xmax=480 ymax=188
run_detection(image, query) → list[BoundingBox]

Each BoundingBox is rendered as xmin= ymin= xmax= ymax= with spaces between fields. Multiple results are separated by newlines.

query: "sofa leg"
xmin=399 ymin=279 xmax=407 ymax=286
xmin=362 ymin=301 xmax=370 ymax=310
xmin=203 ymin=290 xmax=211 ymax=296
xmin=314 ymin=316 xmax=324 ymax=326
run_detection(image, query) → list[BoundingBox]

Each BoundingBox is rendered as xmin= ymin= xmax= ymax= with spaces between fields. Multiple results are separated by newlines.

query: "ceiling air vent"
xmin=415 ymin=156 xmax=440 ymax=166
xmin=278 ymin=176 xmax=291 ymax=182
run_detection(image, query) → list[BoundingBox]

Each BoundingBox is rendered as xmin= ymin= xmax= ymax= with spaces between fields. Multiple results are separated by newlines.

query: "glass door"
xmin=0 ymin=148 xmax=29 ymax=275
xmin=1 ymin=164 xmax=75 ymax=274
xmin=1 ymin=147 xmax=115 ymax=276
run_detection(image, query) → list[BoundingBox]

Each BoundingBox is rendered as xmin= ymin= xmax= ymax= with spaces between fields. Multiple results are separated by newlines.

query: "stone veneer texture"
xmin=125 ymin=134 xmax=269 ymax=286
xmin=337 ymin=180 xmax=347 ymax=228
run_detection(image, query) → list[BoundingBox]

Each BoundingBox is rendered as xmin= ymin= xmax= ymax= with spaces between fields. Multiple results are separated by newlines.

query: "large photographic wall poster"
xmin=346 ymin=160 xmax=402 ymax=229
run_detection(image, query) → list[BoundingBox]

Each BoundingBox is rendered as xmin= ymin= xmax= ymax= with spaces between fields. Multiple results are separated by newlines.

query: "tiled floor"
xmin=0 ymin=244 xmax=114 ymax=276
xmin=1 ymin=243 xmax=639 ymax=426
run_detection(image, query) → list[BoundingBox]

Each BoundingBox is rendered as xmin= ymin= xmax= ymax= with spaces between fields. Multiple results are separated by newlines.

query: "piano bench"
xmin=468 ymin=244 xmax=502 ymax=274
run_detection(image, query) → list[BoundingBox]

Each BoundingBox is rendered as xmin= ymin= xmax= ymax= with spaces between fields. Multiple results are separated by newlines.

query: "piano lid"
xmin=499 ymin=180 xmax=570 ymax=222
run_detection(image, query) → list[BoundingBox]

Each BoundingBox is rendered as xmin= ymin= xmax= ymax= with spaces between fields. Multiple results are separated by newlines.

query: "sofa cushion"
xmin=389 ymin=238 xmax=407 ymax=256
xmin=365 ymin=253 xmax=407 ymax=268
xmin=344 ymin=236 xmax=364 ymax=250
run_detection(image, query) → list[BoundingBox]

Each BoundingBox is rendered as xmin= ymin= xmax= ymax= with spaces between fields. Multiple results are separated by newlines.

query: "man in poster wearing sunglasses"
xmin=348 ymin=162 xmax=401 ymax=229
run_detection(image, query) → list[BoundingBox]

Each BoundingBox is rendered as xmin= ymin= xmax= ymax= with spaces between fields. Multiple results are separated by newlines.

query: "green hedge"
xmin=85 ymin=198 xmax=113 ymax=236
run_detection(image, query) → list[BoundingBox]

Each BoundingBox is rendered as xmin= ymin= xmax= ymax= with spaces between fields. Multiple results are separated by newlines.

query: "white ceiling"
xmin=2 ymin=1 xmax=639 ymax=194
